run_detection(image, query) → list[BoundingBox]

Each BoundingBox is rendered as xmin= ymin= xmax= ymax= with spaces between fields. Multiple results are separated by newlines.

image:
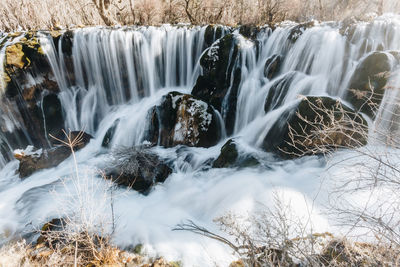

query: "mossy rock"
xmin=6 ymin=43 xmax=28 ymax=69
xmin=3 ymin=32 xmax=50 ymax=98
xmin=5 ymin=33 xmax=45 ymax=70
xmin=262 ymin=96 xmax=368 ymax=158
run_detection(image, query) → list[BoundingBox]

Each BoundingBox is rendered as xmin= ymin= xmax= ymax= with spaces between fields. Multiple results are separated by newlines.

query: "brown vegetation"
xmin=0 ymin=0 xmax=399 ymax=31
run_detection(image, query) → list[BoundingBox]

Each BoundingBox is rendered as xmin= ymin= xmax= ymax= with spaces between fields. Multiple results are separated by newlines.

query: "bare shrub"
xmin=281 ymin=79 xmax=400 ymax=260
xmin=284 ymin=96 xmax=369 ymax=158
xmin=175 ymin=192 xmax=400 ymax=266
xmin=37 ymin=130 xmax=120 ymax=266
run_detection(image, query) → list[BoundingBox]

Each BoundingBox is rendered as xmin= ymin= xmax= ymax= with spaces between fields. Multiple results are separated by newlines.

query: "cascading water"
xmin=1 ymin=15 xmax=400 ymax=265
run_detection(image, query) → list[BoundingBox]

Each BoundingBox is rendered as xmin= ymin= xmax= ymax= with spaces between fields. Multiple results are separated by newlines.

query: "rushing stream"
xmin=1 ymin=15 xmax=400 ymax=266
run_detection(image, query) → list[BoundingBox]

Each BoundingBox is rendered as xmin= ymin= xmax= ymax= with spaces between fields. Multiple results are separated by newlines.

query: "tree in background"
xmin=0 ymin=0 xmax=399 ymax=31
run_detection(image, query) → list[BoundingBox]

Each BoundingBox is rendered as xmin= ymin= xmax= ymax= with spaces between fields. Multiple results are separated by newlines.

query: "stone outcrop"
xmin=145 ymin=91 xmax=221 ymax=148
xmin=262 ymin=96 xmax=368 ymax=158
xmin=106 ymin=146 xmax=172 ymax=193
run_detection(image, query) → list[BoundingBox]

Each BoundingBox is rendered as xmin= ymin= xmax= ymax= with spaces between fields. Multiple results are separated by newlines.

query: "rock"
xmin=213 ymin=139 xmax=238 ymax=168
xmin=346 ymin=51 xmax=393 ymax=118
xmin=191 ymin=33 xmax=243 ymax=135
xmin=288 ymin=21 xmax=316 ymax=43
xmin=145 ymin=91 xmax=221 ymax=148
xmin=339 ymin=17 xmax=358 ymax=40
xmin=43 ymin=94 xmax=64 ymax=138
xmin=51 ymin=131 xmax=93 ymax=149
xmin=106 ymin=146 xmax=172 ymax=193
xmin=238 ymin=25 xmax=259 ymax=39
xmin=204 ymin=25 xmax=226 ymax=47
xmin=262 ymin=96 xmax=368 ymax=158
xmin=264 ymin=71 xmax=297 ymax=112
xmin=102 ymin=119 xmax=120 ymax=148
xmin=37 ymin=218 xmax=67 ymax=247
xmin=6 ymin=43 xmax=27 ymax=69
xmin=15 ymin=131 xmax=92 ymax=178
xmin=264 ymin=54 xmax=282 ymax=79
xmin=4 ymin=32 xmax=49 ymax=96
xmin=2 ymin=32 xmax=64 ymax=150
xmin=213 ymin=139 xmax=259 ymax=168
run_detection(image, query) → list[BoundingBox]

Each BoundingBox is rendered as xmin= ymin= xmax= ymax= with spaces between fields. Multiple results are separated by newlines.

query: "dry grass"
xmin=0 ymin=239 xmax=178 ymax=267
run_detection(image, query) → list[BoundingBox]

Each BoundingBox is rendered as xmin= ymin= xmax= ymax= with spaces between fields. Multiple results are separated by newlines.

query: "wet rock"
xmin=238 ymin=25 xmax=259 ymax=39
xmin=262 ymin=96 xmax=368 ymax=158
xmin=3 ymin=32 xmax=50 ymax=97
xmin=192 ymin=33 xmax=243 ymax=135
xmin=15 ymin=132 xmax=93 ymax=178
xmin=43 ymin=94 xmax=64 ymax=138
xmin=213 ymin=139 xmax=259 ymax=168
xmin=145 ymin=91 xmax=221 ymax=148
xmin=264 ymin=71 xmax=297 ymax=112
xmin=2 ymin=32 xmax=64 ymax=150
xmin=106 ymin=146 xmax=172 ymax=193
xmin=346 ymin=51 xmax=392 ymax=118
xmin=213 ymin=139 xmax=238 ymax=168
xmin=51 ymin=131 xmax=93 ymax=149
xmin=264 ymin=54 xmax=282 ymax=80
xmin=101 ymin=119 xmax=120 ymax=148
xmin=204 ymin=25 xmax=226 ymax=47
xmin=288 ymin=21 xmax=316 ymax=43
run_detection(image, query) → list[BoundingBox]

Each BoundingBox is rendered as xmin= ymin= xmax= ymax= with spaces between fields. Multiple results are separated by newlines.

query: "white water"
xmin=1 ymin=15 xmax=400 ymax=266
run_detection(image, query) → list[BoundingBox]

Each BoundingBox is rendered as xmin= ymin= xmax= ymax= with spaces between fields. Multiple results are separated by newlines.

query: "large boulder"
xmin=106 ymin=147 xmax=172 ymax=193
xmin=346 ymin=51 xmax=393 ymax=118
xmin=262 ymin=96 xmax=368 ymax=158
xmin=15 ymin=131 xmax=93 ymax=178
xmin=191 ymin=33 xmax=243 ymax=135
xmin=145 ymin=91 xmax=221 ymax=148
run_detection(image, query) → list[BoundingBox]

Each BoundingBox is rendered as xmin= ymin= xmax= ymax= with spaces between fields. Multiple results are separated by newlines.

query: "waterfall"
xmin=38 ymin=25 xmax=216 ymax=136
xmin=2 ymin=15 xmax=400 ymax=266
xmin=1 ymin=16 xmax=400 ymax=166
